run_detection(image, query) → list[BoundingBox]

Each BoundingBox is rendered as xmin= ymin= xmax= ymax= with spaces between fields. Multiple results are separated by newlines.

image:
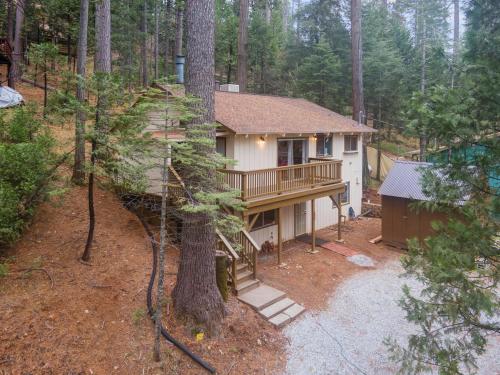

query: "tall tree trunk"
xmin=7 ymin=0 xmax=15 ymax=88
xmin=82 ymin=0 xmax=111 ymax=262
xmin=153 ymin=94 xmax=169 ymax=361
xmin=226 ymin=41 xmax=233 ymax=84
xmin=172 ymin=0 xmax=225 ymax=334
xmin=163 ymin=0 xmax=172 ymax=77
xmin=282 ymin=0 xmax=289 ymax=32
xmin=265 ymin=0 xmax=271 ymax=24
xmin=141 ymin=0 xmax=149 ymax=87
xmin=11 ymin=0 xmax=27 ymax=89
xmin=351 ymin=0 xmax=367 ymax=189
xmin=296 ymin=0 xmax=301 ymax=37
xmin=451 ymin=0 xmax=459 ymax=88
xmin=73 ymin=0 xmax=89 ymax=185
xmin=237 ymin=0 xmax=249 ymax=92
xmin=175 ymin=7 xmax=184 ymax=57
xmin=7 ymin=0 xmax=15 ymax=46
xmin=154 ymin=0 xmax=159 ymax=80
xmin=351 ymin=0 xmax=365 ymax=123
xmin=67 ymin=33 xmax=72 ymax=66
xmin=419 ymin=12 xmax=427 ymax=161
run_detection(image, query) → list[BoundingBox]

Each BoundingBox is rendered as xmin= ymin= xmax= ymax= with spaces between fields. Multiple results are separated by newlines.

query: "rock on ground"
xmin=346 ymin=254 xmax=376 ymax=267
xmin=283 ymin=260 xmax=500 ymax=375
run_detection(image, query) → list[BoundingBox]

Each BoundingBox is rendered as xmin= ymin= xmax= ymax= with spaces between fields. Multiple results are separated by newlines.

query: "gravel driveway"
xmin=283 ymin=260 xmax=500 ymax=375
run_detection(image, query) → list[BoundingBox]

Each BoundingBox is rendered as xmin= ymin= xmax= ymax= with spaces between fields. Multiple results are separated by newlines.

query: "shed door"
xmin=391 ymin=197 xmax=409 ymax=247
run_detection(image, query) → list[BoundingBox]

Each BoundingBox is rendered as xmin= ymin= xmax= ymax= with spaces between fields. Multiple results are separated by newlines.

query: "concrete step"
xmin=235 ymin=279 xmax=260 ymax=295
xmin=237 ymin=284 xmax=286 ymax=311
xmin=268 ymin=303 xmax=306 ymax=328
xmin=236 ymin=269 xmax=253 ymax=283
xmin=259 ymin=297 xmax=295 ymax=319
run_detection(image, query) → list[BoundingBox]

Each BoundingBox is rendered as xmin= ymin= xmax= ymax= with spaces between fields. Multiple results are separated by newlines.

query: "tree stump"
xmin=215 ymin=250 xmax=228 ymax=302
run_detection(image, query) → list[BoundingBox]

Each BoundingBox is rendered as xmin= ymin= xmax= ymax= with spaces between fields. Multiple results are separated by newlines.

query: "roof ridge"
xmin=394 ymin=160 xmax=432 ymax=166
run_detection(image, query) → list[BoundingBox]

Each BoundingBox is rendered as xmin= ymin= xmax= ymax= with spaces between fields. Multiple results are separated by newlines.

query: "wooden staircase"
xmin=171 ymin=165 xmax=306 ymax=327
xmin=217 ymin=229 xmax=305 ymax=327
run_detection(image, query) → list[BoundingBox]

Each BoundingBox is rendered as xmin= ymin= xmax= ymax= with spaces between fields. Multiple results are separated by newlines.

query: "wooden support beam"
xmin=243 ymin=213 xmax=249 ymax=231
xmin=311 ymin=199 xmax=318 ymax=253
xmin=336 ymin=192 xmax=344 ymax=243
xmin=277 ymin=207 xmax=282 ymax=265
xmin=248 ymin=212 xmax=261 ymax=232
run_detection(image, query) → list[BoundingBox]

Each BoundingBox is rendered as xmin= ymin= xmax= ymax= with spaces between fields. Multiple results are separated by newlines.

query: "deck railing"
xmin=218 ymin=159 xmax=342 ymax=200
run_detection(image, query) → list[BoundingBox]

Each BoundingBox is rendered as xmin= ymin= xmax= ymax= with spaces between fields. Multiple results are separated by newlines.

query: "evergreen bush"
xmin=0 ymin=106 xmax=55 ymax=247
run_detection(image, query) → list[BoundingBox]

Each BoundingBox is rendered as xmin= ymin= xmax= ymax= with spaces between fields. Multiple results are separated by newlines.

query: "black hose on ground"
xmin=134 ymin=211 xmax=216 ymax=374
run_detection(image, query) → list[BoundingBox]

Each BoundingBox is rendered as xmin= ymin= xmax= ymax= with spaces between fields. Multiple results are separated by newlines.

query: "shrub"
xmin=0 ymin=106 xmax=55 ymax=247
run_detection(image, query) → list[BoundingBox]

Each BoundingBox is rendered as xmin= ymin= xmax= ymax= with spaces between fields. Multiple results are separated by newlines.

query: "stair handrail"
xmin=240 ymin=229 xmax=259 ymax=279
xmin=216 ymin=229 xmax=240 ymax=260
xmin=216 ymin=229 xmax=239 ymax=290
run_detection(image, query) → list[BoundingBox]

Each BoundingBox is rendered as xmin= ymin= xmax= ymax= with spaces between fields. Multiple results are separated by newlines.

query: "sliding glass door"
xmin=277 ymin=139 xmax=307 ymax=167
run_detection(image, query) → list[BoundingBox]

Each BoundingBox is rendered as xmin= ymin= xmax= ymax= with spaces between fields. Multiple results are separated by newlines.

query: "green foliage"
xmin=0 ymin=106 xmax=55 ymax=247
xmin=296 ymin=38 xmax=341 ymax=108
xmin=50 ymin=68 xmax=156 ymax=194
xmin=248 ymin=0 xmax=286 ymax=93
xmin=28 ymin=43 xmax=61 ymax=72
xmin=363 ymin=2 xmax=411 ymax=126
xmin=389 ymin=1 xmax=500 ymax=373
xmin=215 ymin=0 xmax=238 ymax=83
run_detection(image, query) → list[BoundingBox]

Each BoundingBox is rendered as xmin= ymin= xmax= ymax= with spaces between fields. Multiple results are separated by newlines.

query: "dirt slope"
xmin=0 ymin=186 xmax=284 ymax=374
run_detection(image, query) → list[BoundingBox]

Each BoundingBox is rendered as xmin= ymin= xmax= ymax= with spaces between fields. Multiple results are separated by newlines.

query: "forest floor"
xmin=1 ymin=83 xmax=405 ymax=375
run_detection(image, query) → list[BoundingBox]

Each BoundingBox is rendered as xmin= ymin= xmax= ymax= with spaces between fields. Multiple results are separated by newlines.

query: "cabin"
xmin=147 ymin=84 xmax=375 ymax=257
xmin=142 ymin=84 xmax=376 ymax=296
xmin=378 ymin=160 xmax=449 ymax=248
xmin=214 ymin=89 xmax=375 ymax=252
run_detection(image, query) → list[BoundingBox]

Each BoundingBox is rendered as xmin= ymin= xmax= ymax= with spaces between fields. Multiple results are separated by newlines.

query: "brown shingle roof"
xmin=214 ymin=91 xmax=375 ymax=135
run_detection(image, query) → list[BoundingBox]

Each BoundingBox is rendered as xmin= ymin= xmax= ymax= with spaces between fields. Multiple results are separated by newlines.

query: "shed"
xmin=378 ymin=161 xmax=448 ymax=249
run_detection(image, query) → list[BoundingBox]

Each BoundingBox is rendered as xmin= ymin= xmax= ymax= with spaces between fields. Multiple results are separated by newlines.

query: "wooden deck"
xmin=219 ymin=159 xmax=344 ymax=214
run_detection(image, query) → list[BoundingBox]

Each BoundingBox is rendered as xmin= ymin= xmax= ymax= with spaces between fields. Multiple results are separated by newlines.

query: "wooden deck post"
xmin=243 ymin=213 xmax=249 ymax=231
xmin=337 ymin=192 xmax=343 ymax=242
xmin=241 ymin=173 xmax=248 ymax=200
xmin=277 ymin=207 xmax=282 ymax=265
xmin=311 ymin=199 xmax=316 ymax=253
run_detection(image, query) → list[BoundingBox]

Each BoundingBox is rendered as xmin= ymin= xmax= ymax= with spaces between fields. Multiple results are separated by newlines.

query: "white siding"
xmin=233 ymin=134 xmax=278 ymax=170
xmin=225 ymin=132 xmax=364 ymax=248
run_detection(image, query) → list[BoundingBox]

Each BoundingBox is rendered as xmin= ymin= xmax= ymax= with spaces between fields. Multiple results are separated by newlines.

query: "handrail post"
xmin=277 ymin=169 xmax=282 ymax=194
xmin=312 ymin=164 xmax=316 ymax=186
xmin=232 ymin=258 xmax=237 ymax=289
xmin=252 ymin=245 xmax=257 ymax=279
xmin=241 ymin=173 xmax=247 ymax=200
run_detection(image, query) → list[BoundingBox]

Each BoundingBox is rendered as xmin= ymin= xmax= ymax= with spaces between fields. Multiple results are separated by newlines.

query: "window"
xmin=316 ymin=134 xmax=333 ymax=157
xmin=249 ymin=210 xmax=276 ymax=231
xmin=340 ymin=182 xmax=350 ymax=204
xmin=344 ymin=135 xmax=358 ymax=152
xmin=216 ymin=137 xmax=226 ymax=156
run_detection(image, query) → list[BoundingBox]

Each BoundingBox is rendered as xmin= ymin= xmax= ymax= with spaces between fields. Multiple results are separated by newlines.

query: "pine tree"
xmin=171 ymin=0 xmax=227 ymax=333
xmin=82 ymin=0 xmax=112 ymax=262
xmin=388 ymin=1 xmax=500 ymax=372
xmin=72 ymin=0 xmax=89 ymax=184
xmin=237 ymin=0 xmax=249 ymax=91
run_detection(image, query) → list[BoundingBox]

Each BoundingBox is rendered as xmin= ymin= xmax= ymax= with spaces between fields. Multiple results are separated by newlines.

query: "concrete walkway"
xmin=283 ymin=260 xmax=500 ymax=375
xmin=237 ymin=283 xmax=305 ymax=327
